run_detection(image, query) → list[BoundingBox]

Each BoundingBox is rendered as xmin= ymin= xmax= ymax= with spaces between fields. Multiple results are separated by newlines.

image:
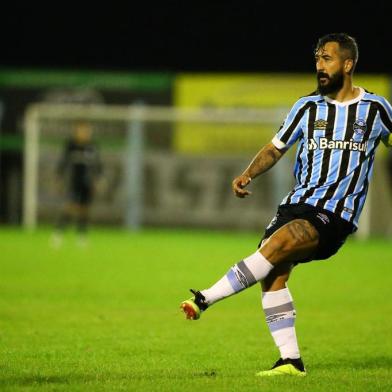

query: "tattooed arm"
xmin=232 ymin=142 xmax=285 ymax=198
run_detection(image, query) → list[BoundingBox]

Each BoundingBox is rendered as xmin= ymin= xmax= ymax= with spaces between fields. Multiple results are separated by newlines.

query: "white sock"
xmin=262 ymin=287 xmax=300 ymax=359
xmin=201 ymin=251 xmax=273 ymax=305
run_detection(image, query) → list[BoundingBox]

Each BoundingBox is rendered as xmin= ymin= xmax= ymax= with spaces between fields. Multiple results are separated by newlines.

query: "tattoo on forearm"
xmin=245 ymin=143 xmax=283 ymax=178
xmin=266 ymin=149 xmax=278 ymax=163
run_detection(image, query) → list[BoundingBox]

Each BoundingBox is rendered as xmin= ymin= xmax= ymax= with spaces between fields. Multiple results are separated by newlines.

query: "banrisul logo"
xmin=308 ymin=138 xmax=367 ymax=152
xmin=308 ymin=139 xmax=318 ymax=150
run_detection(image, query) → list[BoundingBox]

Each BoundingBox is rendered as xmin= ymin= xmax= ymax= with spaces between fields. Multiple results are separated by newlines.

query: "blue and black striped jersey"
xmin=272 ymin=88 xmax=392 ymax=227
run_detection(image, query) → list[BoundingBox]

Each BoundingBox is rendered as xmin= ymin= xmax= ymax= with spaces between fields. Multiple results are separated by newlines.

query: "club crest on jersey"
xmin=313 ymin=119 xmax=328 ymax=130
xmin=353 ymin=119 xmax=367 ymax=136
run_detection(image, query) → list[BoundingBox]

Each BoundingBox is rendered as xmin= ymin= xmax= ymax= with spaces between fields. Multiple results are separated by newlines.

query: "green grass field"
xmin=1 ymin=227 xmax=391 ymax=391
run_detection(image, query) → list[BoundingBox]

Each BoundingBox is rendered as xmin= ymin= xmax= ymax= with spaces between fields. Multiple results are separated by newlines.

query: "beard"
xmin=317 ymin=70 xmax=344 ymax=95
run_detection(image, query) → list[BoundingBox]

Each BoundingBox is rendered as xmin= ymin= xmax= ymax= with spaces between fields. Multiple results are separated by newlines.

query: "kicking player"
xmin=181 ymin=33 xmax=392 ymax=376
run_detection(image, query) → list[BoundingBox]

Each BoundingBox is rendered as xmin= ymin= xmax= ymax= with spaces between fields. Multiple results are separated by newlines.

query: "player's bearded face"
xmin=317 ymin=68 xmax=344 ymax=95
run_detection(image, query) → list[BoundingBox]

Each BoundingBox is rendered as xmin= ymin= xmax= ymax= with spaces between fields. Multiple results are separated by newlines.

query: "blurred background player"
xmin=52 ymin=121 xmax=102 ymax=246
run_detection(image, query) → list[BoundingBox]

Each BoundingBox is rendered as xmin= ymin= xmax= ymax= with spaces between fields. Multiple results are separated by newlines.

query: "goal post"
xmin=23 ymin=102 xmax=390 ymax=237
xmin=23 ymin=103 xmax=288 ymax=231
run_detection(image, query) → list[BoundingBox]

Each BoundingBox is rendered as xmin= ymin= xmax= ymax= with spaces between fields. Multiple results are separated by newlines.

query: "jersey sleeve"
xmin=271 ymin=99 xmax=307 ymax=150
xmin=379 ymin=97 xmax=392 ymax=147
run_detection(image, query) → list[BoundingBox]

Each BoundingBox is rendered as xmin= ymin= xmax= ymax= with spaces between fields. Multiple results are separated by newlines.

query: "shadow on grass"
xmin=0 ymin=369 xmax=220 ymax=386
xmin=311 ymin=355 xmax=392 ymax=370
xmin=0 ymin=374 xmax=76 ymax=386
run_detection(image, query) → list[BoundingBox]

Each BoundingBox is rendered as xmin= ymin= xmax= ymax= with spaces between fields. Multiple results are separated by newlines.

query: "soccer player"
xmin=52 ymin=121 xmax=102 ymax=246
xmin=180 ymin=33 xmax=392 ymax=376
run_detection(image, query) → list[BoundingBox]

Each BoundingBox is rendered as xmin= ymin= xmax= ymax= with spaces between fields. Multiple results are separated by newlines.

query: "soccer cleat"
xmin=256 ymin=357 xmax=306 ymax=377
xmin=180 ymin=289 xmax=209 ymax=320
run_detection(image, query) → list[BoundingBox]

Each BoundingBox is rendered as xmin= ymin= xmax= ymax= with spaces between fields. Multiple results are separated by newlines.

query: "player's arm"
xmin=232 ymin=98 xmax=307 ymax=198
xmin=232 ymin=143 xmax=285 ymax=198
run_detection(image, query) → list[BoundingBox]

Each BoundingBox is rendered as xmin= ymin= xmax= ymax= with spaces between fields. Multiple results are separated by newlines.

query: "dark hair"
xmin=315 ymin=33 xmax=359 ymax=73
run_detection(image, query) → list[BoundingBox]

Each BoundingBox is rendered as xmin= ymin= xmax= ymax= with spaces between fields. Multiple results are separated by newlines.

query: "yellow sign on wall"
xmin=174 ymin=73 xmax=390 ymax=154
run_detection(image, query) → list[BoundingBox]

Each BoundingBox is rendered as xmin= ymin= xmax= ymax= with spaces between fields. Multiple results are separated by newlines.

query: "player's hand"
xmin=232 ymin=174 xmax=252 ymax=198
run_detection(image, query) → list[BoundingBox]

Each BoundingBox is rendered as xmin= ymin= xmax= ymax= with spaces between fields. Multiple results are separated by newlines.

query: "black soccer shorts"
xmin=70 ymin=184 xmax=93 ymax=205
xmin=259 ymin=203 xmax=356 ymax=263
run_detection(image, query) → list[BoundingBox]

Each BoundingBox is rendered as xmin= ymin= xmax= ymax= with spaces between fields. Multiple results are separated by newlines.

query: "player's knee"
xmin=271 ymin=230 xmax=301 ymax=252
xmin=262 ymin=219 xmax=318 ymax=262
xmin=263 ymin=235 xmax=293 ymax=260
xmin=262 ymin=274 xmax=289 ymax=292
